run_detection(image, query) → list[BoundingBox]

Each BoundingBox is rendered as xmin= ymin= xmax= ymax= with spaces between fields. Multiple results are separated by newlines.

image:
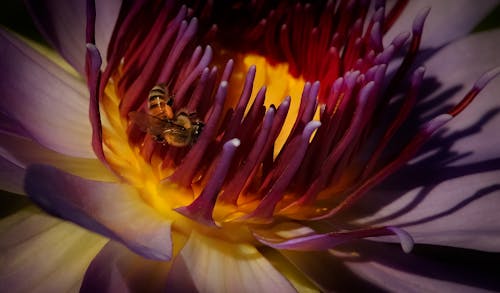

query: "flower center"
xmin=90 ymin=1 xmax=497 ymax=250
xmin=100 ymin=47 xmax=316 ymax=241
xmin=232 ymin=54 xmax=310 ymax=154
xmin=97 ymin=1 xmax=417 ymax=242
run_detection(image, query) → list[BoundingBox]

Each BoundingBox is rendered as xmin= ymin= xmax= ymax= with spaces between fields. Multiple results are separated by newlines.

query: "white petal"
xmin=356 ymin=169 xmax=500 ymax=253
xmin=350 ymin=29 xmax=500 ymax=252
xmin=0 ymin=29 xmax=96 ymax=158
xmin=175 ymin=231 xmax=296 ymax=293
xmin=25 ymin=0 xmax=120 ymax=74
xmin=385 ymin=0 xmax=499 ymax=48
xmin=0 ymin=207 xmax=107 ymax=292
xmin=25 ymin=165 xmax=173 ymax=260
xmin=421 ymin=29 xmax=500 ymax=164
xmin=0 ymin=132 xmax=115 ymax=183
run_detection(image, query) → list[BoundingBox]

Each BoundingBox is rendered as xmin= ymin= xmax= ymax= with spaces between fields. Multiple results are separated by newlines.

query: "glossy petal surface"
xmin=386 ymin=0 xmax=499 ymax=48
xmin=0 ymin=132 xmax=115 ymax=182
xmin=0 ymin=29 xmax=96 ymax=158
xmin=0 ymin=156 xmax=25 ymax=195
xmin=349 ymin=29 xmax=500 ymax=252
xmin=81 ymin=240 xmax=172 ymax=293
xmin=24 ymin=164 xmax=172 ymax=260
xmin=177 ymin=231 xmax=296 ymax=293
xmin=0 ymin=207 xmax=107 ymax=293
xmin=26 ymin=0 xmax=120 ymax=73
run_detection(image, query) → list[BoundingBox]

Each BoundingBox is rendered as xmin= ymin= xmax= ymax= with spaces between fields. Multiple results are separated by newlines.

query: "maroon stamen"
xmin=311 ymin=114 xmax=452 ymax=220
xmin=175 ymin=139 xmax=240 ymax=226
xmin=386 ymin=7 xmax=429 ymax=97
xmin=168 ymin=81 xmax=228 ymax=187
xmin=293 ymin=81 xmax=376 ymax=207
xmin=383 ymin=0 xmax=409 ymax=33
xmin=119 ymin=8 xmax=187 ymax=116
xmin=85 ymin=0 xmax=108 ymax=168
xmin=219 ymin=108 xmax=275 ymax=205
xmin=221 ymin=66 xmax=257 ymax=142
xmin=362 ymin=67 xmax=424 ymax=178
xmin=158 ymin=18 xmax=199 ymax=83
xmin=99 ymin=2 xmax=498 ymax=248
xmin=122 ymin=4 xmax=183 ymax=80
xmin=238 ymin=86 xmax=267 ymax=144
xmin=244 ymin=121 xmax=321 ymax=222
xmin=86 ymin=44 xmax=106 ymax=166
xmin=172 ymin=46 xmax=213 ymax=108
xmin=220 ymin=59 xmax=234 ymax=83
xmin=449 ymin=67 xmax=500 ymax=117
xmin=253 ymin=225 xmax=413 ymax=253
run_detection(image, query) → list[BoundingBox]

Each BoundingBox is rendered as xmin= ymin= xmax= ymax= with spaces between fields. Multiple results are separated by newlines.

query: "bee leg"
xmin=166 ymin=96 xmax=174 ymax=106
xmin=174 ymin=112 xmax=193 ymax=129
xmin=153 ymin=135 xmax=165 ymax=143
xmin=190 ymin=121 xmax=204 ymax=144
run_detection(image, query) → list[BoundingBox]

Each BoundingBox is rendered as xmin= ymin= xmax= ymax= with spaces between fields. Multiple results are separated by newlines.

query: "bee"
xmin=129 ymin=84 xmax=204 ymax=147
xmin=147 ymin=84 xmax=174 ymax=120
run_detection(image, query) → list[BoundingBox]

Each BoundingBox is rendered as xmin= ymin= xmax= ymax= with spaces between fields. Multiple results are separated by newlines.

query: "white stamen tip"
xmin=228 ymin=138 xmax=240 ymax=148
xmin=474 ymin=67 xmax=500 ymax=90
xmin=387 ymin=226 xmax=415 ymax=253
xmin=423 ymin=114 xmax=452 ymax=134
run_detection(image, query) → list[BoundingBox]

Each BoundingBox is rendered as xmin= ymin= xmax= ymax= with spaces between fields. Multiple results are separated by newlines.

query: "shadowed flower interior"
xmin=86 ymin=1 xmax=498 ymax=251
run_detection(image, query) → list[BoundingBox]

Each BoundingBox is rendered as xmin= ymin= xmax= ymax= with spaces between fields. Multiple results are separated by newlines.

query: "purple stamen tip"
xmin=386 ymin=226 xmax=415 ymax=253
xmin=474 ymin=66 xmax=500 ymax=90
xmin=175 ymin=138 xmax=240 ymax=226
xmin=412 ymin=7 xmax=430 ymax=34
xmin=422 ymin=114 xmax=452 ymax=135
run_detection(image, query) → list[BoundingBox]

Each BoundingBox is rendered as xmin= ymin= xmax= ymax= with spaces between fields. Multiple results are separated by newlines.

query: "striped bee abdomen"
xmin=148 ymin=84 xmax=174 ymax=120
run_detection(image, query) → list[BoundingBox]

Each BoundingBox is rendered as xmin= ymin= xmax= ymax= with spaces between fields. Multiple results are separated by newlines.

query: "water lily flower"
xmin=1 ymin=0 xmax=500 ymax=292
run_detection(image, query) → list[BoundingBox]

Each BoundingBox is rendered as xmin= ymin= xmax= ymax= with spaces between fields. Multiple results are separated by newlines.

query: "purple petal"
xmin=24 ymin=164 xmax=172 ymax=260
xmin=0 ymin=207 xmax=107 ymax=292
xmin=0 ymin=155 xmax=25 ymax=195
xmin=85 ymin=43 xmax=108 ymax=166
xmin=164 ymin=254 xmax=198 ymax=292
xmin=0 ymin=112 xmax=30 ymax=138
xmin=346 ymin=29 xmax=500 ymax=252
xmin=26 ymin=0 xmax=120 ymax=74
xmin=81 ymin=240 xmax=171 ymax=293
xmin=386 ymin=0 xmax=499 ymax=48
xmin=0 ymin=132 xmax=115 ymax=183
xmin=421 ymin=29 xmax=500 ymax=152
xmin=353 ymin=171 xmax=500 ymax=252
xmin=352 ymin=30 xmax=500 ymax=251
xmin=339 ymin=241 xmax=500 ymax=292
xmin=254 ymin=225 xmax=413 ymax=253
xmin=0 ymin=29 xmax=96 ymax=158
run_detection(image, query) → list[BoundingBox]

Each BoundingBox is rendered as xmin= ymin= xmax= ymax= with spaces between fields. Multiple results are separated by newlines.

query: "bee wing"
xmin=128 ymin=111 xmax=170 ymax=137
xmin=128 ymin=111 xmax=151 ymax=131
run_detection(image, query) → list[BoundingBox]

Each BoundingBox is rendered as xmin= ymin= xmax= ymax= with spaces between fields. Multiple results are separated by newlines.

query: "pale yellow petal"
xmin=0 ymin=206 xmax=108 ymax=293
xmin=0 ymin=132 xmax=116 ymax=184
xmin=178 ymin=231 xmax=296 ymax=293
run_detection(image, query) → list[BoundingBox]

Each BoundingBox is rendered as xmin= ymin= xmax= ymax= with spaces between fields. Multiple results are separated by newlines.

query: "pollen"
xmin=233 ymin=53 xmax=318 ymax=154
xmin=90 ymin=0 xmax=496 ymax=250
